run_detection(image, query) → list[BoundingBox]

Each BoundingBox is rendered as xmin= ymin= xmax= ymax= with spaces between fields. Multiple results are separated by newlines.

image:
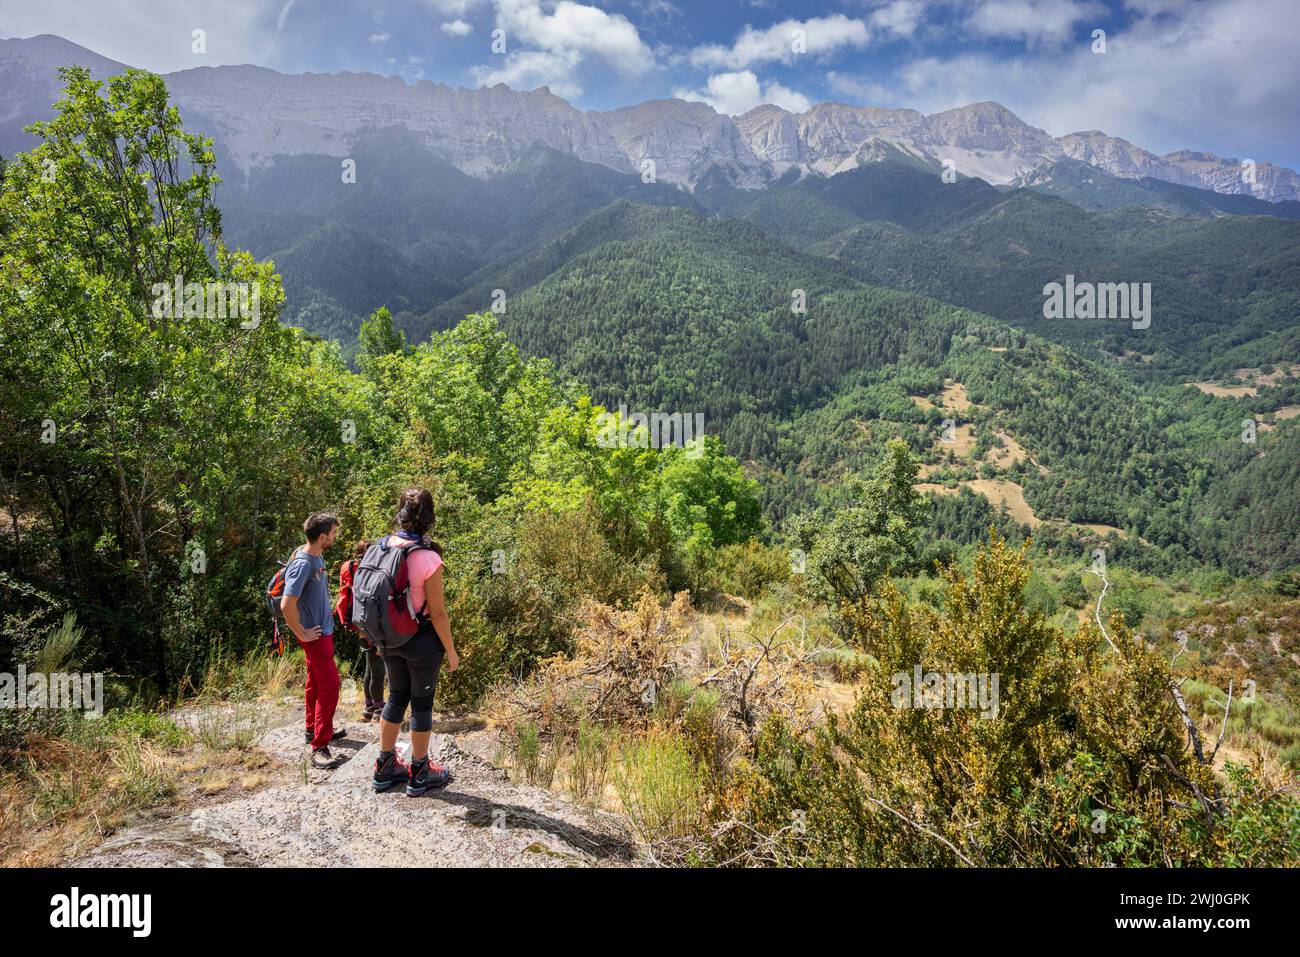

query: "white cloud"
xmin=764 ymin=80 xmax=813 ymax=113
xmin=870 ymin=0 xmax=1300 ymax=165
xmin=674 ymin=70 xmax=812 ymax=115
xmin=441 ymin=19 xmax=473 ymax=36
xmin=369 ymin=31 xmax=391 ymax=44
xmin=826 ymin=70 xmax=893 ymax=105
xmin=689 ymin=15 xmax=873 ymax=71
xmin=869 ymin=0 xmax=925 ymax=38
xmin=1118 ymin=0 xmax=1187 ymax=13
xmin=631 ymin=0 xmax=682 ymax=21
xmin=0 ymin=0 xmax=279 ymax=72
xmin=963 ymin=0 xmax=1105 ymax=47
xmin=471 ymin=49 xmax=583 ymax=98
xmin=492 ymin=0 xmax=655 ymax=73
xmin=426 ymin=0 xmax=483 ymax=15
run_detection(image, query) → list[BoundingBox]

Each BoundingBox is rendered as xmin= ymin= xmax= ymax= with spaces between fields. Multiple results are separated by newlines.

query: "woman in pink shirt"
xmin=370 ymin=488 xmax=461 ymax=796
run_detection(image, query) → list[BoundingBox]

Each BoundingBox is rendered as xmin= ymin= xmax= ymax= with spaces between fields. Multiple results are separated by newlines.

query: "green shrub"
xmin=708 ymin=532 xmax=1286 ymax=867
xmin=910 ymin=574 xmax=948 ymax=609
xmin=567 ymin=720 xmax=612 ymax=805
xmin=679 ymin=687 xmax=730 ymax=782
xmin=514 ymin=720 xmax=541 ymax=784
xmin=193 ymin=699 xmax=266 ymax=751
xmin=694 ymin=540 xmax=791 ymax=599
xmin=1023 ymin=570 xmax=1059 ymax=617
xmin=509 ymin=719 xmax=563 ymax=787
xmin=652 ymin=678 xmax=698 ymax=724
xmin=614 ymin=731 xmax=706 ymax=851
xmin=1057 ymin=570 xmax=1088 ymax=608
xmin=1111 ymin=586 xmax=1148 ymax=628
xmin=1218 ymin=764 xmax=1300 ymax=866
xmin=786 ymin=440 xmax=927 ymax=607
xmin=1279 ymin=741 xmax=1300 ymax=771
xmin=98 ymin=710 xmax=190 ymax=749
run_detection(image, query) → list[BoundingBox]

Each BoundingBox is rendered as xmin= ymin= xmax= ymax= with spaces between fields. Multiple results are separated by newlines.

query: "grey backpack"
xmin=351 ymin=538 xmax=428 ymax=651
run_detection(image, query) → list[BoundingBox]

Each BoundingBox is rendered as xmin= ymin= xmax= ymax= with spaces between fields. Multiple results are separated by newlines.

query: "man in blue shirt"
xmin=282 ymin=511 xmax=347 ymax=768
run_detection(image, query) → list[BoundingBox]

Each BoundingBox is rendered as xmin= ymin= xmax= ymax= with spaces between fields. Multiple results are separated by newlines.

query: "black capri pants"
xmin=380 ymin=624 xmax=444 ymax=732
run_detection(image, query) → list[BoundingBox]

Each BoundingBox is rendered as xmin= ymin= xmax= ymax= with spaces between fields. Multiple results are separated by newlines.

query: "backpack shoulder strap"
xmin=284 ymin=546 xmax=312 ymax=574
xmin=386 ymin=536 xmax=429 ymax=554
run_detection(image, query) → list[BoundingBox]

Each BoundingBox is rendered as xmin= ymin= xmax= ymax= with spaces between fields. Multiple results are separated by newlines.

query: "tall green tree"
xmin=356 ymin=305 xmax=406 ymax=377
xmin=660 ymin=435 xmax=763 ymax=555
xmin=789 ymin=438 xmax=927 ymax=607
xmin=0 ymin=68 xmax=360 ymax=685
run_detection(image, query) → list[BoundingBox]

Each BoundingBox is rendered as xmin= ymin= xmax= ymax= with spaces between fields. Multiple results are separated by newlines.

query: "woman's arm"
xmin=423 ymin=566 xmax=458 ymax=672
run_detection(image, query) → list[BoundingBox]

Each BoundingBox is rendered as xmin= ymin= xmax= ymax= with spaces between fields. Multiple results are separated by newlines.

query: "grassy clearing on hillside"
xmin=0 ymin=711 xmax=186 ymax=866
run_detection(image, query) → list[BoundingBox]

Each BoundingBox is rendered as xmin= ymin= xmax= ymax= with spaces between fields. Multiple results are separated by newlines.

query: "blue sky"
xmin=2 ymin=0 xmax=1298 ymax=168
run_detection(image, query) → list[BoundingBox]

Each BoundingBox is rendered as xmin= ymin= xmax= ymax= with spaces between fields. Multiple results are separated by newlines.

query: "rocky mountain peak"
xmin=1 ymin=34 xmax=1296 ymax=202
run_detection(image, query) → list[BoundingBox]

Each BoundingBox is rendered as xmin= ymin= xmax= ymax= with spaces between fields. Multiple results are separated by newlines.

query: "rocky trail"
xmin=73 ymin=699 xmax=643 ymax=868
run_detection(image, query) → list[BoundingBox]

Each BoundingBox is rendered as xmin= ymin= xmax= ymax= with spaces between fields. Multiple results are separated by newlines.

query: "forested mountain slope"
xmin=212 ymin=137 xmax=701 ymax=343
xmin=422 ymin=201 xmax=970 ymax=419
xmin=403 ymin=197 xmax=1297 ymax=573
xmin=794 ymin=169 xmax=1300 ymax=381
xmin=194 ymin=127 xmax=1300 ymax=388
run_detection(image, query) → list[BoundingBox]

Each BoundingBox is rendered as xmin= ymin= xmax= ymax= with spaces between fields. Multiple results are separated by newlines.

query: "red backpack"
xmin=335 ymin=559 xmax=358 ymax=634
xmin=264 ymin=547 xmax=307 ymax=655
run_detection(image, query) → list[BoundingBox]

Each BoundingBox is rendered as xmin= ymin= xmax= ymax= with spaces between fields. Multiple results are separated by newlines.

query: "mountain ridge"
xmin=1 ymin=34 xmax=1297 ymax=202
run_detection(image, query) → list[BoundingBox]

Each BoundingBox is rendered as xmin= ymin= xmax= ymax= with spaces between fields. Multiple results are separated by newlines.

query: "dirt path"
xmin=73 ymin=702 xmax=642 ymax=868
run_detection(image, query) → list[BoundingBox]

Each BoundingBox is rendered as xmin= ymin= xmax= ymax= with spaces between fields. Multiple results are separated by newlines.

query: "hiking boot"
xmin=372 ymin=749 xmax=410 ymax=792
xmin=406 ymin=755 xmax=451 ymax=796
xmin=311 ymin=747 xmax=342 ymax=770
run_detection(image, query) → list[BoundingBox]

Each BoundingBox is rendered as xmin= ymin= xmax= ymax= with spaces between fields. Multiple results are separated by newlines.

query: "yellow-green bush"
xmin=691 ymin=539 xmax=792 ymax=598
xmin=613 ymin=731 xmax=706 ymax=851
xmin=708 ymin=532 xmax=1299 ymax=867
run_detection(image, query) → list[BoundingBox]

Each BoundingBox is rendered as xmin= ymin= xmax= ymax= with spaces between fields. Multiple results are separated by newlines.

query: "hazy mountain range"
xmin=3 ymin=33 xmax=1299 ymax=204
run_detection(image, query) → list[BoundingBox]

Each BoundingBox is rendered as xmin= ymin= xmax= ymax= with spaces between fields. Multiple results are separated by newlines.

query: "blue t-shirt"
xmin=283 ymin=549 xmax=333 ymax=637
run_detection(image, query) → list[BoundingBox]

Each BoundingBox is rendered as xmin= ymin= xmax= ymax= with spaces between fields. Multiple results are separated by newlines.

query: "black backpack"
xmin=351 ymin=538 xmax=430 ymax=651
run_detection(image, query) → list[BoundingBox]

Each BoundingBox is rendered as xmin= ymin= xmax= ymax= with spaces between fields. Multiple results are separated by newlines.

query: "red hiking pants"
xmin=298 ymin=633 xmax=340 ymax=750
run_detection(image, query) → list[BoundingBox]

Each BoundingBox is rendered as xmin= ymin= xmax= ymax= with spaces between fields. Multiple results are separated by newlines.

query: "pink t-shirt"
xmin=387 ymin=536 xmax=443 ymax=617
